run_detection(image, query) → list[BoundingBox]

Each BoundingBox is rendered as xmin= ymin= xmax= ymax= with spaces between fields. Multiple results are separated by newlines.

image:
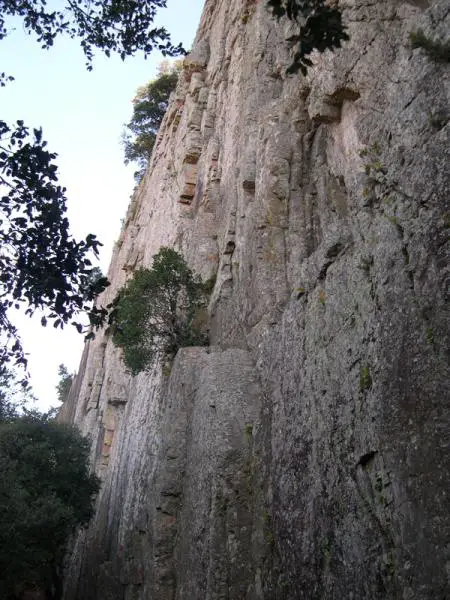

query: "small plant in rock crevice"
xmin=359 ymin=143 xmax=389 ymax=200
xmin=410 ymin=29 xmax=450 ymax=63
xmin=241 ymin=0 xmax=258 ymax=24
xmin=262 ymin=510 xmax=276 ymax=549
xmin=360 ymin=364 xmax=372 ymax=392
xmin=321 ymin=536 xmax=333 ymax=566
xmin=110 ymin=247 xmax=209 ymax=375
xmin=202 ymin=273 xmax=217 ymax=294
xmin=161 ymin=361 xmax=173 ymax=377
xmin=359 ymin=144 xmax=406 ymax=225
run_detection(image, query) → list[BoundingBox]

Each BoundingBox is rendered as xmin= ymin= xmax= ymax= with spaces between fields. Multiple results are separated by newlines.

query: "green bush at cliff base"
xmin=111 ymin=248 xmax=209 ymax=375
xmin=0 ymin=414 xmax=100 ymax=599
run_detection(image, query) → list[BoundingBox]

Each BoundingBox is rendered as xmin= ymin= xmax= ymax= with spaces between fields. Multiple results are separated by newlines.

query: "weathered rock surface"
xmin=63 ymin=348 xmax=261 ymax=600
xmin=61 ymin=0 xmax=449 ymax=598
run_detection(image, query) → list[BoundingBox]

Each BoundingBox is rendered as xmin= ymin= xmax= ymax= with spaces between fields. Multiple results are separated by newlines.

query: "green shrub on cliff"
xmin=110 ymin=247 xmax=209 ymax=375
xmin=56 ymin=364 xmax=75 ymax=404
xmin=0 ymin=413 xmax=99 ymax=599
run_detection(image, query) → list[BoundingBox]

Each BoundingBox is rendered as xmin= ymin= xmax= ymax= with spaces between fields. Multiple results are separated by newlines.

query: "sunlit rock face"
xmin=61 ymin=1 xmax=449 ymax=598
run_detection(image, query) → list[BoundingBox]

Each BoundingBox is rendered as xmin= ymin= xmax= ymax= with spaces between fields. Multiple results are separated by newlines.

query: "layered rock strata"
xmin=62 ymin=1 xmax=449 ymax=598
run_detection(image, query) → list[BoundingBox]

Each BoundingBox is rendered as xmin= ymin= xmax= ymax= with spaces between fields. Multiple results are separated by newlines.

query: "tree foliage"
xmin=56 ymin=364 xmax=74 ymax=404
xmin=122 ymin=63 xmax=180 ymax=180
xmin=111 ymin=248 xmax=208 ymax=375
xmin=0 ymin=1 xmax=185 ymax=373
xmin=267 ymin=0 xmax=349 ymax=74
xmin=0 ymin=364 xmax=36 ymax=423
xmin=79 ymin=266 xmax=108 ymax=303
xmin=0 ymin=120 xmax=110 ymax=371
xmin=0 ymin=414 xmax=100 ymax=599
xmin=0 ymin=0 xmax=185 ymax=69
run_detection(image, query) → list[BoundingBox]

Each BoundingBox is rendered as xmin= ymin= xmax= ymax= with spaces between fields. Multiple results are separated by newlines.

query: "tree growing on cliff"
xmin=122 ymin=62 xmax=181 ymax=181
xmin=110 ymin=247 xmax=209 ymax=375
xmin=0 ymin=413 xmax=100 ymax=599
xmin=56 ymin=364 xmax=75 ymax=404
xmin=267 ymin=0 xmax=349 ymax=74
xmin=0 ymin=1 xmax=186 ymax=373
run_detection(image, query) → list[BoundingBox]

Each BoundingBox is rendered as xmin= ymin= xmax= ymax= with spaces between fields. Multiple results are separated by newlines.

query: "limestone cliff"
xmin=61 ymin=1 xmax=449 ymax=598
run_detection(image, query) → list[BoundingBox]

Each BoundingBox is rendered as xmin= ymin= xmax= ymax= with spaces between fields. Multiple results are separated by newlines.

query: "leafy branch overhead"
xmin=0 ymin=120 xmax=109 ymax=369
xmin=0 ymin=1 xmax=184 ymax=372
xmin=0 ymin=0 xmax=186 ymax=69
xmin=267 ymin=0 xmax=349 ymax=74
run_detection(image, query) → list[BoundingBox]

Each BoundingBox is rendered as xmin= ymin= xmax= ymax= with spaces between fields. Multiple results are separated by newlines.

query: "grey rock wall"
xmin=62 ymin=0 xmax=449 ymax=598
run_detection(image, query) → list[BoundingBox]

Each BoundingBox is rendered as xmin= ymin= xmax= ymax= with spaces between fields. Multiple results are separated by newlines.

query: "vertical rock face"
xmin=62 ymin=1 xmax=449 ymax=598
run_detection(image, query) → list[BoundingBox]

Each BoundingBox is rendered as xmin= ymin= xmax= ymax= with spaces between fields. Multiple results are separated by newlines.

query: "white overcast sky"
xmin=1 ymin=0 xmax=205 ymax=410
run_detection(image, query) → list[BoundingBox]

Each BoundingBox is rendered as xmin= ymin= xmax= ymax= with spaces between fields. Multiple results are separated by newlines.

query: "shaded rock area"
xmin=61 ymin=0 xmax=449 ymax=598
xmin=63 ymin=348 xmax=261 ymax=600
